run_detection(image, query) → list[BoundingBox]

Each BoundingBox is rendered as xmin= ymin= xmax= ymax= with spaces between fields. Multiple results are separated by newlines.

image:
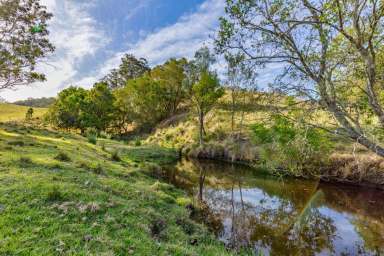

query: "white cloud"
xmin=1 ymin=0 xmax=226 ymax=101
xmin=1 ymin=0 xmax=109 ymax=101
xmin=92 ymin=0 xmax=225 ymax=81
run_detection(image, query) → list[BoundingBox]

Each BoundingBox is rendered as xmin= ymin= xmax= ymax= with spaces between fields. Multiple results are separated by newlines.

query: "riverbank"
xmin=0 ymin=122 xmax=236 ymax=255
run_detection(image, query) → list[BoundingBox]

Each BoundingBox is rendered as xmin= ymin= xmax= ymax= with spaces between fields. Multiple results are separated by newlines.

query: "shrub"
xmin=54 ymin=152 xmax=71 ymax=162
xmin=251 ymin=116 xmax=333 ymax=176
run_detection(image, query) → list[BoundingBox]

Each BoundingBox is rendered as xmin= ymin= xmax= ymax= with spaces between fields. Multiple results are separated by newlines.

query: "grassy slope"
xmin=147 ymin=92 xmax=384 ymax=186
xmin=0 ymin=122 xmax=233 ymax=255
xmin=0 ymin=103 xmax=47 ymax=122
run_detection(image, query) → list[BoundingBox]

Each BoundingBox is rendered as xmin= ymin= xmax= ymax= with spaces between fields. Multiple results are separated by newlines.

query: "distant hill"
xmin=0 ymin=103 xmax=47 ymax=122
xmin=13 ymin=97 xmax=55 ymax=108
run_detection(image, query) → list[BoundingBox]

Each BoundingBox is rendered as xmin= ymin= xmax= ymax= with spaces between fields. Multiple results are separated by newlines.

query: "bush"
xmin=251 ymin=116 xmax=333 ymax=176
xmin=54 ymin=152 xmax=71 ymax=162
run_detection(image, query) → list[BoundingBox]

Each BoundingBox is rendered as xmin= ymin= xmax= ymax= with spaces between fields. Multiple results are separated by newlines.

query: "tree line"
xmin=47 ymin=48 xmax=224 ymax=144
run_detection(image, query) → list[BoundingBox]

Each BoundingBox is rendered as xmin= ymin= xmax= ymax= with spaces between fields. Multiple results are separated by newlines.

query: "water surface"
xmin=162 ymin=159 xmax=384 ymax=255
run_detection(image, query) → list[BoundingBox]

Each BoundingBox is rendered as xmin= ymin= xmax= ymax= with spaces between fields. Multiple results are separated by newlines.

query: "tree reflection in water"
xmin=161 ymin=159 xmax=384 ymax=255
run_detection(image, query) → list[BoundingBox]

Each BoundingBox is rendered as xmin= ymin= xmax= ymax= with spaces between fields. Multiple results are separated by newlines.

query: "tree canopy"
xmin=102 ymin=54 xmax=150 ymax=89
xmin=216 ymin=0 xmax=384 ymax=157
xmin=0 ymin=0 xmax=54 ymax=90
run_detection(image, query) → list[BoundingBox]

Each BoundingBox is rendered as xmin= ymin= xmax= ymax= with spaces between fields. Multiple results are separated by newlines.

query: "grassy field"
xmin=0 ymin=103 xmax=47 ymax=122
xmin=0 ymin=116 xmax=236 ymax=255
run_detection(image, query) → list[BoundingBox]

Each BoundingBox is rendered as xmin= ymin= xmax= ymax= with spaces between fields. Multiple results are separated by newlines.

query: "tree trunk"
xmin=199 ymin=111 xmax=204 ymax=146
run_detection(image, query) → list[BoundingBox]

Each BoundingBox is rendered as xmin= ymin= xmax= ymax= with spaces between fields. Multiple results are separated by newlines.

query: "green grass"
xmin=0 ymin=103 xmax=47 ymax=122
xmin=0 ymin=122 xmax=233 ymax=255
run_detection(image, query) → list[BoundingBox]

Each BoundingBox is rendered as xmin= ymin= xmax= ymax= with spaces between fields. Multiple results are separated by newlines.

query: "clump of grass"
xmin=134 ymin=139 xmax=141 ymax=147
xmin=19 ymin=156 xmax=33 ymax=167
xmin=86 ymin=128 xmax=98 ymax=145
xmin=46 ymin=186 xmax=64 ymax=201
xmin=111 ymin=150 xmax=121 ymax=161
xmin=150 ymin=218 xmax=167 ymax=238
xmin=176 ymin=218 xmax=196 ymax=235
xmin=54 ymin=152 xmax=71 ymax=162
xmin=87 ymin=135 xmax=97 ymax=145
xmin=91 ymin=163 xmax=104 ymax=175
xmin=8 ymin=140 xmax=25 ymax=146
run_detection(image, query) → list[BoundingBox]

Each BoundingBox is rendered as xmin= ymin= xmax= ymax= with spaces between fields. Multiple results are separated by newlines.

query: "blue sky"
xmin=2 ymin=0 xmax=226 ymax=101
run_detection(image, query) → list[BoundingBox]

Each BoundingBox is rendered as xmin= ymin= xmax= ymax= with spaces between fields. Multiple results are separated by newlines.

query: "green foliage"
xmin=0 ymin=0 xmax=55 ymax=90
xmin=191 ymin=71 xmax=224 ymax=115
xmin=48 ymin=83 xmax=115 ymax=132
xmin=83 ymin=82 xmax=115 ymax=131
xmin=102 ymin=54 xmax=150 ymax=89
xmin=47 ymin=86 xmax=88 ymax=130
xmin=251 ymin=116 xmax=333 ymax=175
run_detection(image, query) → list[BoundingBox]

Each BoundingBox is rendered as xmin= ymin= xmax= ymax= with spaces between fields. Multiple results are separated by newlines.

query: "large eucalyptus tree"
xmin=216 ymin=0 xmax=384 ymax=157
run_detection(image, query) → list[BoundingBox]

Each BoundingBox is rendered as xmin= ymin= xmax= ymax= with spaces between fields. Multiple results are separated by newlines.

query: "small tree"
xmin=25 ymin=107 xmax=33 ymax=121
xmin=47 ymin=86 xmax=87 ymax=132
xmin=191 ymin=71 xmax=224 ymax=145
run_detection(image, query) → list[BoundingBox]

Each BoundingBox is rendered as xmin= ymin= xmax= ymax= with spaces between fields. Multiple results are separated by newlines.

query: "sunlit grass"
xmin=0 ymin=123 xmax=233 ymax=255
xmin=0 ymin=103 xmax=47 ymax=122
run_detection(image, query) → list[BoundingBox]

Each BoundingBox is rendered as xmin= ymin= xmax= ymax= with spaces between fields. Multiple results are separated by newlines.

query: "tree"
xmin=217 ymin=0 xmax=384 ymax=157
xmin=225 ymin=53 xmax=257 ymax=135
xmin=185 ymin=47 xmax=224 ymax=145
xmin=102 ymin=54 xmax=150 ymax=89
xmin=0 ymin=0 xmax=54 ymax=90
xmin=25 ymin=107 xmax=33 ymax=120
xmin=83 ymin=82 xmax=115 ymax=132
xmin=113 ymin=75 xmax=170 ymax=132
xmin=150 ymin=58 xmax=187 ymax=115
xmin=47 ymin=86 xmax=87 ymax=131
xmin=191 ymin=71 xmax=224 ymax=145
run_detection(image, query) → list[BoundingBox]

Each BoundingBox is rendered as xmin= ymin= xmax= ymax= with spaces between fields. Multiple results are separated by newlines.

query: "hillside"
xmin=0 ymin=103 xmax=47 ymax=122
xmin=146 ymin=92 xmax=384 ymax=187
xmin=0 ymin=122 xmax=232 ymax=255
